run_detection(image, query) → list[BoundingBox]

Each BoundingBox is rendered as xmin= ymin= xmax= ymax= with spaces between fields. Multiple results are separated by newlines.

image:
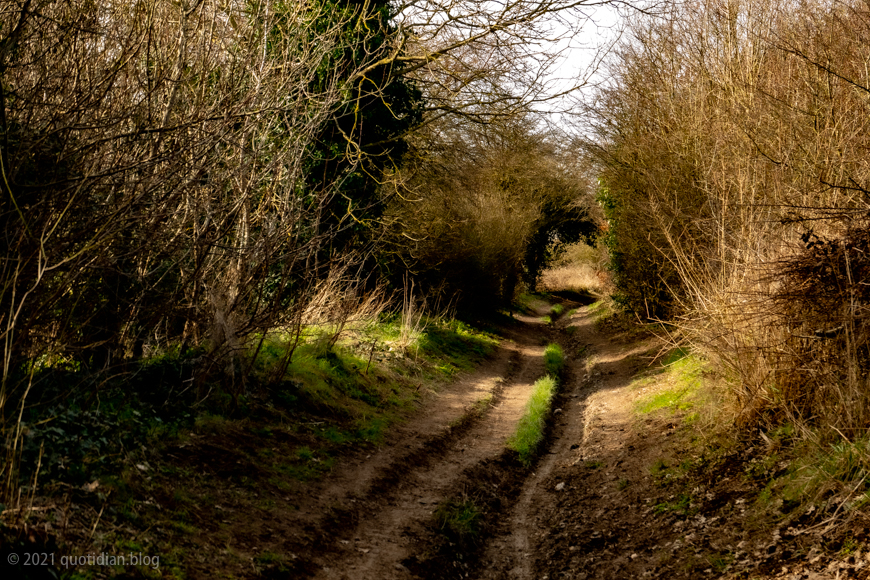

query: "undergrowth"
xmin=753 ymin=432 xmax=870 ymax=518
xmin=634 ymin=350 xmax=705 ymax=417
xmin=2 ymin=311 xmax=502 ymax=579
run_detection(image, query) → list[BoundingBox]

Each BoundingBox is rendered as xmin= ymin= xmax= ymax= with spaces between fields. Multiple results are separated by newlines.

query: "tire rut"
xmin=311 ymin=330 xmax=548 ymax=580
xmin=471 ymin=333 xmax=593 ymax=578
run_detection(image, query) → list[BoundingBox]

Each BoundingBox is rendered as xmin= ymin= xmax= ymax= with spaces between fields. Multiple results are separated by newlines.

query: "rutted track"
xmin=310 ymin=322 xmax=547 ymax=579
xmin=476 ymin=303 xmax=657 ymax=579
xmin=286 ymin=310 xmax=553 ymax=578
xmin=293 ymin=299 xmax=870 ymax=580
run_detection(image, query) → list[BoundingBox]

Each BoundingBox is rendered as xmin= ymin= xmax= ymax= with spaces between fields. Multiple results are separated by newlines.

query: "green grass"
xmin=507 ymin=343 xmax=565 ymax=466
xmin=544 ymin=343 xmax=565 ymax=377
xmin=415 ymin=319 xmax=499 ymax=372
xmin=540 ymin=315 xmax=552 ymax=324
xmin=508 ymin=375 xmax=557 ymax=466
xmin=434 ymin=498 xmax=483 ymax=543
xmin=515 ymin=292 xmax=548 ymax=314
xmin=214 ymin=317 xmax=495 ymax=486
xmin=634 ymin=353 xmax=705 ymax=415
xmin=840 ymin=536 xmax=860 ymax=557
xmin=244 ymin=315 xmax=500 ymax=481
xmin=637 ymin=390 xmax=693 ymax=414
xmin=588 ymin=299 xmax=617 ymax=325
xmin=653 ymin=493 xmax=692 ymax=516
xmin=757 ymin=435 xmax=870 ymax=514
xmin=550 ymin=304 xmax=564 ymax=317
xmin=662 ymin=347 xmax=691 ymax=366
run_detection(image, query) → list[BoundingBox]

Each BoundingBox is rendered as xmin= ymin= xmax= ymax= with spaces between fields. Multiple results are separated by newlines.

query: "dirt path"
xmin=293 ymin=298 xmax=671 ymax=580
xmin=285 ymin=306 xmax=554 ymax=578
xmin=474 ymin=305 xmax=870 ymax=580
xmin=312 ymin=336 xmax=545 ymax=578
xmin=293 ymin=299 xmax=870 ymax=580
xmin=476 ymin=300 xmax=659 ymax=579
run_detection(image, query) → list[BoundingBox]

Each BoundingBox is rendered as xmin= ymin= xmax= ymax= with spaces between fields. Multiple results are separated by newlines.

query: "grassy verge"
xmin=635 ymin=346 xmax=870 ymax=552
xmin=3 ymin=313 xmax=500 ymax=579
xmin=751 ymin=430 xmax=870 ymax=519
xmin=637 ymin=350 xmax=870 ymax=521
xmin=632 ymin=349 xmax=707 ymax=423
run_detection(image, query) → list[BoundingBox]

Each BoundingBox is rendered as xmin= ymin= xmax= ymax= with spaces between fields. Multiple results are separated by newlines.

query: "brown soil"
xmin=302 ymin=307 xmax=555 ymax=580
xmin=12 ymin=297 xmax=870 ymax=580
xmin=279 ymin=297 xmax=870 ymax=580
xmin=470 ymin=305 xmax=870 ymax=580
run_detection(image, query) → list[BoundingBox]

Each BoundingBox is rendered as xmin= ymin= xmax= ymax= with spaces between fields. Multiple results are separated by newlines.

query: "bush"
xmin=383 ymin=119 xmax=596 ymax=312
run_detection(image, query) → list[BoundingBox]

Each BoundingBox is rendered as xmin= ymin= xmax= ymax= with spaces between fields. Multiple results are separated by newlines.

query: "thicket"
xmin=0 ymin=1 xmax=414 ymax=388
xmin=588 ymin=0 xmax=870 ymax=435
xmin=0 ymin=0 xmax=421 ymax=504
xmin=0 ymin=0 xmax=600 ymax=509
xmin=384 ymin=118 xmax=596 ymax=311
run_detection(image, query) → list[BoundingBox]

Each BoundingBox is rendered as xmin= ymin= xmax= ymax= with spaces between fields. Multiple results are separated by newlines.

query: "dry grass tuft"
xmin=539 ymin=264 xmax=610 ymax=295
xmin=538 ymin=241 xmax=613 ymax=295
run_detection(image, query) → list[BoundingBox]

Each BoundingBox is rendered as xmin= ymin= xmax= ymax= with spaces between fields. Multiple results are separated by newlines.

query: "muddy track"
xmin=280 ymin=310 xmax=553 ymax=578
xmin=476 ymin=360 xmax=594 ymax=579
xmin=309 ymin=320 xmax=548 ymax=579
xmin=474 ymin=303 xmax=657 ymax=579
xmin=292 ymin=300 xmax=870 ymax=580
xmin=288 ymin=298 xmax=672 ymax=580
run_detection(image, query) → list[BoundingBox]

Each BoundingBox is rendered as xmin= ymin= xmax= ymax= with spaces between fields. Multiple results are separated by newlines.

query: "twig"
xmin=365 ymin=339 xmax=377 ymax=375
xmin=89 ymin=503 xmax=106 ymax=541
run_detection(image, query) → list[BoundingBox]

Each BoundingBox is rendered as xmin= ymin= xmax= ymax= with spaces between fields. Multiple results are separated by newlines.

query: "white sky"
xmin=535 ymin=2 xmax=625 ymax=122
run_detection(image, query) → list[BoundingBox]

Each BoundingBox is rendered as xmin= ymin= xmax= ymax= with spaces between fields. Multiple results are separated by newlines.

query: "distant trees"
xmin=383 ymin=116 xmax=596 ymax=310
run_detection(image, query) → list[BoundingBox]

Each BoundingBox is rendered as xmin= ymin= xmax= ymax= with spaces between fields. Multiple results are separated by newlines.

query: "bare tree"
xmin=0 ymin=0 xmax=625 ymax=505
